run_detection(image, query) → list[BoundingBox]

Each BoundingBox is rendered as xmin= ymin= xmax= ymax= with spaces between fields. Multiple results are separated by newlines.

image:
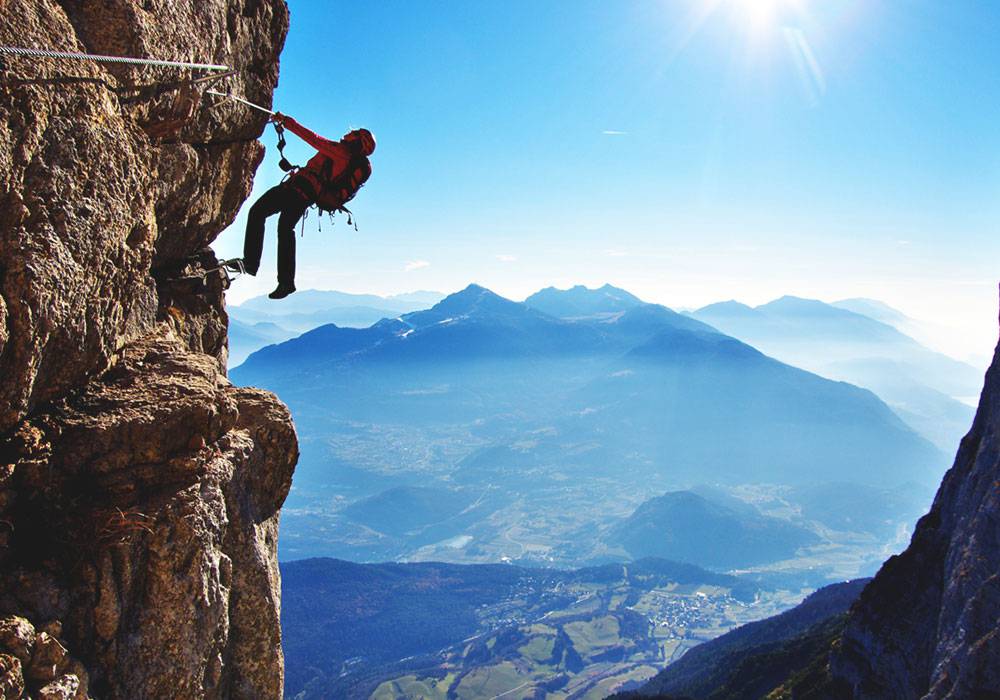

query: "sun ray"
xmin=664 ymin=0 xmax=728 ymax=64
xmin=782 ymin=27 xmax=826 ymax=106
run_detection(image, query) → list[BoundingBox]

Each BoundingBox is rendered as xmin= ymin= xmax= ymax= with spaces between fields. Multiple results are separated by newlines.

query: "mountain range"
xmin=229 ymin=285 xmax=974 ymax=451
xmin=689 ymin=296 xmax=979 ymax=450
xmin=235 ymin=284 xmax=941 ymax=488
xmin=232 ymin=283 xmax=945 ymax=568
xmin=226 ymin=289 xmax=444 ymax=366
xmin=525 ymin=283 xmax=645 ymax=318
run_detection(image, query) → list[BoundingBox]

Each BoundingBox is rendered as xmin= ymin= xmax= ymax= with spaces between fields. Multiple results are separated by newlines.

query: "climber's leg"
xmin=242 ymin=185 xmax=286 ymax=276
xmin=275 ymin=191 xmax=309 ymax=291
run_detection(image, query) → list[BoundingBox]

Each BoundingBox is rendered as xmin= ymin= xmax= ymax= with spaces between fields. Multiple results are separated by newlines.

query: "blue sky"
xmin=215 ymin=0 xmax=1000 ymax=362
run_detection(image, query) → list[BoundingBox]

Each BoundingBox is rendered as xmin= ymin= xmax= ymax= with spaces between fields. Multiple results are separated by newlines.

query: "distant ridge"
xmin=832 ymin=297 xmax=909 ymax=325
xmin=228 ymin=318 xmax=296 ymax=366
xmin=610 ymin=490 xmax=819 ymax=570
xmin=236 ymin=288 xmax=444 ymax=314
xmin=690 ymin=294 xmax=979 ymax=450
xmin=234 ymin=283 xmax=944 ymax=495
xmin=696 ymin=295 xmax=904 ymax=342
xmin=696 ymin=299 xmax=756 ymax=317
xmin=418 ymin=283 xmax=530 ymax=319
xmin=227 ymin=288 xmax=446 ymax=365
xmin=525 ymin=283 xmax=643 ymax=318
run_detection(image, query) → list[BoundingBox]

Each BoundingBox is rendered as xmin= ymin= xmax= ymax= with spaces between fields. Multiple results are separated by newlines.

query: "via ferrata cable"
xmin=204 ymin=89 xmax=274 ymax=115
xmin=0 ymin=45 xmax=230 ymax=72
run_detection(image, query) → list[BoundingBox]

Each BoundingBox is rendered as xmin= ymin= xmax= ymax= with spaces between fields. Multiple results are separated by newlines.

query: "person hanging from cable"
xmin=232 ymin=112 xmax=375 ymax=299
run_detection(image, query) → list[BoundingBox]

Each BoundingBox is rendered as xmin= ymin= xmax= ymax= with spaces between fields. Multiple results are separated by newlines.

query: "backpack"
xmin=274 ymin=122 xmax=371 ymax=218
xmin=312 ymin=153 xmax=371 ymax=214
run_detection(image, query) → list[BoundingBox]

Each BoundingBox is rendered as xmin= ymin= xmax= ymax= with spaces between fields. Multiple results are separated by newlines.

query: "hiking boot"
xmin=268 ymin=284 xmax=296 ymax=300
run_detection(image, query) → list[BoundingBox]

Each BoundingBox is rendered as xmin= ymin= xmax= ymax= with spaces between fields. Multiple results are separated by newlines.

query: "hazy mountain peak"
xmin=387 ymin=290 xmax=445 ymax=305
xmin=694 ymin=300 xmax=756 ymax=315
xmin=524 ymin=282 xmax=643 ymax=318
xmin=431 ymin=283 xmax=520 ymax=316
xmin=832 ymin=297 xmax=909 ymax=324
xmin=612 ymin=490 xmax=819 ymax=570
xmin=642 ymin=490 xmax=721 ymax=513
xmin=597 ymin=282 xmax=642 ymax=299
xmin=759 ymin=295 xmax=830 ymax=314
xmin=393 ymin=284 xmax=544 ymax=332
xmin=233 ymin=288 xmax=443 ymax=319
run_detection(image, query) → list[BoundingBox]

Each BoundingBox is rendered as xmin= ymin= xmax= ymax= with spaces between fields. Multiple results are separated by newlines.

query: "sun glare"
xmin=732 ymin=0 xmax=803 ymax=35
xmin=665 ymin=0 xmax=826 ymax=99
xmin=737 ymin=0 xmax=780 ymax=25
xmin=667 ymin=0 xmax=810 ymax=59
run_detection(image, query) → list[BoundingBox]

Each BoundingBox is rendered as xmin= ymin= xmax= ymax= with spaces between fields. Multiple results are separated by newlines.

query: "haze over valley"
xmin=231 ymin=284 xmax=947 ymax=579
xmin=230 ymin=283 xmax=976 ymax=698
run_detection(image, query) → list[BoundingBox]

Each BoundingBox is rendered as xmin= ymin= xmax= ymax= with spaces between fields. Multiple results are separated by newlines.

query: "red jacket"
xmin=280 ymin=116 xmax=353 ymax=200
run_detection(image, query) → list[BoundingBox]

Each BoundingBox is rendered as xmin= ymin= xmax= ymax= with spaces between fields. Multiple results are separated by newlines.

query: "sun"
xmin=663 ymin=0 xmax=821 ymax=73
xmin=668 ymin=0 xmax=809 ymax=50
xmin=661 ymin=0 xmax=830 ymax=107
xmin=732 ymin=0 xmax=801 ymax=33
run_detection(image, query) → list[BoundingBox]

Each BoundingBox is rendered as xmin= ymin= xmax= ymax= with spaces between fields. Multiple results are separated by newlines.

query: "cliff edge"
xmin=0 ymin=2 xmax=296 ymax=698
xmin=627 ymin=308 xmax=1000 ymax=700
xmin=828 ymin=308 xmax=1000 ymax=698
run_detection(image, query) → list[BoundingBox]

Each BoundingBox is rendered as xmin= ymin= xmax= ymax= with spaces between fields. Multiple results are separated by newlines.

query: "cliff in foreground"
xmin=0 ymin=2 xmax=297 ymax=698
xmin=828 ymin=312 xmax=1000 ymax=697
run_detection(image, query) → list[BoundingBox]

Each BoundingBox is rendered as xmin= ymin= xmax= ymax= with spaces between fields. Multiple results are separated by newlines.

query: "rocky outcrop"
xmin=0 ymin=1 xmax=296 ymax=698
xmin=1 ymin=331 xmax=297 ymax=698
xmin=0 ymin=616 xmax=90 ymax=700
xmin=0 ymin=0 xmax=287 ymax=430
xmin=828 ymin=311 xmax=1000 ymax=698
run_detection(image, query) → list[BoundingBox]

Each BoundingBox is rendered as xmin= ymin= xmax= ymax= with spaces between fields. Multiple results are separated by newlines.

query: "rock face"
xmin=0 ymin=0 xmax=287 ymax=431
xmin=829 ymin=320 xmax=1000 ymax=699
xmin=0 ymin=616 xmax=89 ymax=700
xmin=0 ymin=1 xmax=297 ymax=698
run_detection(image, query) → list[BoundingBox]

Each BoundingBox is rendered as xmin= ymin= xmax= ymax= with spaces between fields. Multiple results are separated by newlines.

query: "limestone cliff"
xmin=0 ymin=1 xmax=297 ymax=698
xmin=829 ymin=311 xmax=1000 ymax=698
xmin=633 ymin=313 xmax=1000 ymax=699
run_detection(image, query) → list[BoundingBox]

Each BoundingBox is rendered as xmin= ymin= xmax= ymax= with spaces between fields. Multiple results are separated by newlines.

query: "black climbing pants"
xmin=243 ymin=184 xmax=310 ymax=286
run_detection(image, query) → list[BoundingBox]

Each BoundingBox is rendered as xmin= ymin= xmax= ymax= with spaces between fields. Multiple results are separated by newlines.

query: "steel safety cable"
xmin=204 ymin=89 xmax=274 ymax=115
xmin=0 ymin=45 xmax=230 ymax=72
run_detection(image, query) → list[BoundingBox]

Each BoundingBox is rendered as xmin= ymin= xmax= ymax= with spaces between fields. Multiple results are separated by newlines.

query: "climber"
xmin=232 ymin=112 xmax=375 ymax=299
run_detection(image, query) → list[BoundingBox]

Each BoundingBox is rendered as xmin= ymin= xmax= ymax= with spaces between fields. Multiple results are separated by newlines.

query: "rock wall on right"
xmin=830 ymin=308 xmax=1000 ymax=698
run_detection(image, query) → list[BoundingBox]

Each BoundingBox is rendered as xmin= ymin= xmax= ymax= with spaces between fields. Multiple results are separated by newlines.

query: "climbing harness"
xmin=273 ymin=122 xmax=299 ymax=173
xmin=204 ymin=90 xmax=366 ymax=232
